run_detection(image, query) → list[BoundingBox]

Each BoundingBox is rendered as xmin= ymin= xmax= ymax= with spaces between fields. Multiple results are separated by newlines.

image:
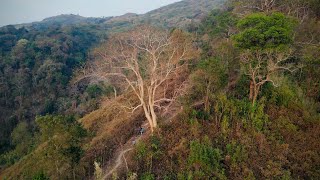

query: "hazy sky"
xmin=0 ymin=0 xmax=181 ymax=26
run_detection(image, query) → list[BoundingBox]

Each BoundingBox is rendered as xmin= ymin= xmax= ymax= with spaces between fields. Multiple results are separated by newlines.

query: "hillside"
xmin=0 ymin=0 xmax=224 ymax=177
xmin=141 ymin=0 xmax=225 ymax=27
xmin=1 ymin=0 xmax=320 ymax=179
xmin=14 ymin=14 xmax=108 ymax=29
xmin=12 ymin=0 xmax=225 ymax=31
xmin=103 ymin=0 xmax=225 ymax=29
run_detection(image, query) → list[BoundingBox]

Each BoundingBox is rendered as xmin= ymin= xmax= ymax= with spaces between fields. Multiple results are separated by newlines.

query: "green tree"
xmin=191 ymin=58 xmax=228 ymax=114
xmin=199 ymin=9 xmax=238 ymax=39
xmin=188 ymin=137 xmax=226 ymax=179
xmin=35 ymin=115 xmax=87 ymax=178
xmin=233 ymin=12 xmax=297 ymax=105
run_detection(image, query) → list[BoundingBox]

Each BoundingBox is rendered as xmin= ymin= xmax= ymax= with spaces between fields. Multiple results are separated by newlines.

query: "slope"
xmin=11 ymin=0 xmax=225 ymax=31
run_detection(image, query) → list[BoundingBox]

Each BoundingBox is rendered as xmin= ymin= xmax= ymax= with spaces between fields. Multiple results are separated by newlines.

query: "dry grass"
xmin=76 ymin=92 xmax=146 ymax=178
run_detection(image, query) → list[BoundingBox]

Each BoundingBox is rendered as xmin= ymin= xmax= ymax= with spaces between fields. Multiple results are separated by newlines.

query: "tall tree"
xmin=77 ymin=26 xmax=198 ymax=132
xmin=233 ymin=12 xmax=297 ymax=105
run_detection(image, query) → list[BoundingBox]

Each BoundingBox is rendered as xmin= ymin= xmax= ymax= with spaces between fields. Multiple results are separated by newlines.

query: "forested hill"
xmin=12 ymin=0 xmax=225 ymax=30
xmin=140 ymin=0 xmax=226 ymax=27
xmin=14 ymin=14 xmax=109 ymax=29
xmin=0 ymin=0 xmax=224 ymax=175
xmin=1 ymin=0 xmax=320 ymax=179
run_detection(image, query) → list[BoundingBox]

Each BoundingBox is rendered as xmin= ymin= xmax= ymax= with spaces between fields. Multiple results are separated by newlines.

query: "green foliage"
xmin=275 ymin=116 xmax=298 ymax=133
xmin=134 ymin=135 xmax=163 ymax=179
xmin=141 ymin=172 xmax=155 ymax=180
xmin=0 ymin=150 xmax=19 ymax=166
xmin=190 ymin=58 xmax=228 ymax=115
xmin=150 ymin=135 xmax=162 ymax=159
xmin=234 ymin=12 xmax=296 ymax=50
xmin=188 ymin=137 xmax=225 ymax=179
xmin=281 ymin=170 xmax=292 ymax=180
xmin=250 ymin=99 xmax=268 ymax=131
xmin=221 ymin=116 xmax=229 ymax=135
xmin=0 ymin=122 xmax=34 ymax=166
xmin=0 ymin=23 xmax=99 ymax=156
xmin=177 ymin=171 xmax=193 ymax=180
xmin=199 ymin=9 xmax=238 ymax=38
xmin=11 ymin=122 xmax=32 ymax=148
xmin=2 ymin=2 xmax=320 ymax=179
xmin=127 ymin=172 xmax=138 ymax=180
xmin=34 ymin=115 xmax=87 ymax=176
xmin=262 ymin=80 xmax=297 ymax=107
xmin=86 ymin=84 xmax=103 ymax=98
xmin=233 ymin=74 xmax=250 ymax=99
xmin=197 ymin=58 xmax=228 ymax=88
xmin=43 ymin=99 xmax=56 ymax=114
xmin=129 ymin=4 xmax=320 ymax=180
xmin=135 ymin=135 xmax=163 ymax=175
xmin=213 ymin=94 xmax=268 ymax=131
xmin=299 ymin=45 xmax=320 ymax=109
xmin=226 ymin=141 xmax=247 ymax=166
xmin=32 ymin=171 xmax=49 ymax=180
xmin=86 ymin=83 xmax=114 ymax=99
xmin=135 ymin=142 xmax=148 ymax=161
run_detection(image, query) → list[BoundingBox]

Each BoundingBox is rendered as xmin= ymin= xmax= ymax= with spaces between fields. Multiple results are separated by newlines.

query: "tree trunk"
xmin=252 ymin=84 xmax=261 ymax=106
xmin=204 ymin=81 xmax=211 ymax=114
xmin=150 ymin=107 xmax=157 ymax=130
xmin=142 ymin=104 xmax=154 ymax=133
xmin=249 ymin=80 xmax=254 ymax=101
xmin=252 ymin=90 xmax=258 ymax=106
xmin=73 ymin=168 xmax=76 ymax=180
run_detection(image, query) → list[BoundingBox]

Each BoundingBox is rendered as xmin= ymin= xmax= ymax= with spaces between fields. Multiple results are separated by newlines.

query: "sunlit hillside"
xmin=1 ymin=0 xmax=320 ymax=179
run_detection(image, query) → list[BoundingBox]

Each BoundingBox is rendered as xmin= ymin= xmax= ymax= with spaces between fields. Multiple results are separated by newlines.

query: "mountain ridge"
xmin=8 ymin=0 xmax=225 ymax=30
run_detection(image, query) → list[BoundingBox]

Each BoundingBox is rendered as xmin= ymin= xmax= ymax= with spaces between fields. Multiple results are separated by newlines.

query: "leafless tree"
xmin=231 ymin=0 xmax=277 ymax=16
xmin=232 ymin=0 xmax=311 ymax=22
xmin=76 ymin=26 xmax=198 ymax=132
xmin=240 ymin=49 xmax=296 ymax=105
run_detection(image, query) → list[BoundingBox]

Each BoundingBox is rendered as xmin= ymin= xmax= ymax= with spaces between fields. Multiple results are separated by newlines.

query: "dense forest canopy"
xmin=0 ymin=0 xmax=320 ymax=179
xmin=0 ymin=24 xmax=102 ymax=154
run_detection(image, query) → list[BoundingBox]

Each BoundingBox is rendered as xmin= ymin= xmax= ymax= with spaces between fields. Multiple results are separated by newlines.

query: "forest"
xmin=0 ymin=0 xmax=320 ymax=179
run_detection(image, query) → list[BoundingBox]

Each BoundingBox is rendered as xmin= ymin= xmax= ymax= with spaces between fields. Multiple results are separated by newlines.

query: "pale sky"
xmin=0 ymin=0 xmax=181 ymax=26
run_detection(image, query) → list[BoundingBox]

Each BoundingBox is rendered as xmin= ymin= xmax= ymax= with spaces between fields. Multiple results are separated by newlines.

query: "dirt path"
xmin=103 ymin=147 xmax=133 ymax=178
xmin=103 ymin=122 xmax=149 ymax=179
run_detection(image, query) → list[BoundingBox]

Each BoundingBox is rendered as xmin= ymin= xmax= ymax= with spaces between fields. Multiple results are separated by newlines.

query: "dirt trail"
xmin=103 ymin=122 xmax=149 ymax=179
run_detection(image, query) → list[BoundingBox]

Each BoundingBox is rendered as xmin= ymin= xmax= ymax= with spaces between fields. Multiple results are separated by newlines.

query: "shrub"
xmin=226 ymin=141 xmax=247 ymax=166
xmin=188 ymin=137 xmax=226 ymax=179
xmin=141 ymin=172 xmax=155 ymax=180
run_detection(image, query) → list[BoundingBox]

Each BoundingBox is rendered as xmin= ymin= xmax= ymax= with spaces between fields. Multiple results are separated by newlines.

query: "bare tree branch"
xmin=75 ymin=26 xmax=198 ymax=132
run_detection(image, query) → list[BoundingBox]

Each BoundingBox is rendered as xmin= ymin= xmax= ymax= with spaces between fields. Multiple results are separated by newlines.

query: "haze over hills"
xmin=142 ymin=0 xmax=225 ymax=27
xmin=12 ymin=0 xmax=225 ymax=30
xmin=13 ymin=14 xmax=108 ymax=29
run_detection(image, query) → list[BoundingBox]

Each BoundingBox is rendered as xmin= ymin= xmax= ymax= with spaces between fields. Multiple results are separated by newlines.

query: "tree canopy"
xmin=234 ymin=12 xmax=296 ymax=50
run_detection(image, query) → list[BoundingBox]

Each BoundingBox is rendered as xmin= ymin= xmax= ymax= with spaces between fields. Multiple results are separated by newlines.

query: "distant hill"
xmin=41 ymin=14 xmax=108 ymax=25
xmin=102 ymin=0 xmax=225 ymax=31
xmin=11 ymin=0 xmax=225 ymax=30
xmin=42 ymin=14 xmax=87 ymax=24
xmin=14 ymin=14 xmax=109 ymax=29
xmin=140 ymin=0 xmax=225 ymax=27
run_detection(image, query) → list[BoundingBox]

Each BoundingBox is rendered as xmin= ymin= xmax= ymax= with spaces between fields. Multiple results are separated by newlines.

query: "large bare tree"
xmin=78 ymin=26 xmax=197 ymax=132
